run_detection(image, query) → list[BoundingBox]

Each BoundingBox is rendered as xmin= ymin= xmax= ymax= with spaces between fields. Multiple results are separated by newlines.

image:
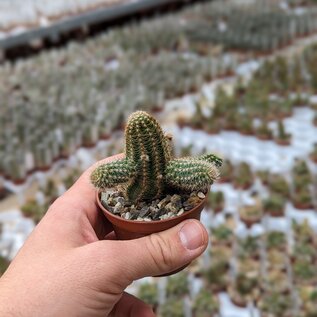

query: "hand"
xmin=0 ymin=155 xmax=209 ymax=317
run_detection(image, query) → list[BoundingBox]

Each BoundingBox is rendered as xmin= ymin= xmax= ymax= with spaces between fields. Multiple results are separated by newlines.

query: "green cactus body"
xmin=91 ymin=111 xmax=222 ymax=203
xmin=124 ymin=111 xmax=172 ymax=201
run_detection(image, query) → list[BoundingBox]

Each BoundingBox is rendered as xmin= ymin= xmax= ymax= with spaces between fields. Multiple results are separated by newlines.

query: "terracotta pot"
xmin=96 ymin=191 xmax=207 ymax=275
xmin=151 ymin=105 xmax=164 ymax=113
xmin=276 ymin=139 xmax=291 ymax=146
xmin=293 ymin=202 xmax=314 ymax=210
xmin=267 ymin=210 xmax=284 ymax=218
xmin=240 ymin=215 xmax=261 ymax=228
xmin=96 ymin=191 xmax=207 ymax=240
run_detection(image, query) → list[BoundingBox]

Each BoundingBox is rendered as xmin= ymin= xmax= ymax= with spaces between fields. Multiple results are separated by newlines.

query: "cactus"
xmin=91 ymin=111 xmax=221 ymax=202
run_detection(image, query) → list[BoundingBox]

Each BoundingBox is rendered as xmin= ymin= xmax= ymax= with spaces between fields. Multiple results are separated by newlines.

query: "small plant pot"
xmin=240 ymin=215 xmax=262 ymax=228
xmin=267 ymin=210 xmax=284 ymax=218
xmin=97 ymin=191 xmax=207 ymax=239
xmin=276 ymin=139 xmax=291 ymax=146
xmin=96 ymin=191 xmax=207 ymax=276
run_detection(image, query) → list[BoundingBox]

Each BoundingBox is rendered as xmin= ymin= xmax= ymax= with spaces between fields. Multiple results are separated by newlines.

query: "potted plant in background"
xmin=256 ymin=120 xmax=273 ymax=140
xmin=91 ymin=111 xmax=222 ymax=240
xmin=262 ymin=269 xmax=289 ymax=294
xmin=192 ymin=288 xmax=219 ymax=317
xmin=211 ymin=224 xmax=234 ymax=247
xmin=207 ymin=190 xmax=225 ymax=213
xmin=204 ymin=260 xmax=230 ymax=293
xmin=229 ymin=273 xmax=259 ymax=308
xmin=233 ymin=162 xmax=253 ymax=190
xmin=309 ymin=143 xmax=317 ymax=163
xmin=275 ymin=120 xmax=291 ymax=146
xmin=239 ymin=204 xmax=263 ymax=228
xmin=166 ymin=272 xmax=189 ymax=299
xmin=293 ymin=259 xmax=317 ymax=286
xmin=137 ymin=282 xmax=159 ymax=313
xmin=219 ymin=159 xmax=234 ymax=183
xmin=265 ymin=231 xmax=287 ymax=252
xmin=293 ymin=220 xmax=315 ymax=245
xmin=258 ymin=291 xmax=294 ymax=317
xmin=263 ymin=195 xmax=285 ymax=217
xmin=237 ymin=235 xmax=261 ymax=261
xmin=160 ymin=298 xmax=184 ymax=317
xmin=268 ymin=174 xmax=289 ymax=199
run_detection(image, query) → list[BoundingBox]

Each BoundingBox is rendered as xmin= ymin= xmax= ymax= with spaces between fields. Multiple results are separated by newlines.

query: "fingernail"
xmin=179 ymin=221 xmax=205 ymax=250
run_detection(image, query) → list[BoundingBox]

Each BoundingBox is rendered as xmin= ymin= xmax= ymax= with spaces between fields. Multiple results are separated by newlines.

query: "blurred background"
xmin=0 ymin=0 xmax=317 ymax=316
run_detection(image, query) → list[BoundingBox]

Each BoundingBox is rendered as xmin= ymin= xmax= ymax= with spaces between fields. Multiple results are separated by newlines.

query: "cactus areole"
xmin=91 ymin=111 xmax=222 ymax=204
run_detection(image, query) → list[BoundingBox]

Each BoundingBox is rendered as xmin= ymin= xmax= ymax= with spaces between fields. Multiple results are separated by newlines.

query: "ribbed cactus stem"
xmin=124 ymin=111 xmax=172 ymax=201
xmin=91 ymin=159 xmax=136 ymax=189
xmin=165 ymin=158 xmax=220 ymax=192
xmin=91 ymin=111 xmax=222 ymax=203
xmin=196 ymin=154 xmax=223 ymax=168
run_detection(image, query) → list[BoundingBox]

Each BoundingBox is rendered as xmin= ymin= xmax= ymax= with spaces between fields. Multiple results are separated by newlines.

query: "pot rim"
xmin=96 ymin=190 xmax=208 ymax=225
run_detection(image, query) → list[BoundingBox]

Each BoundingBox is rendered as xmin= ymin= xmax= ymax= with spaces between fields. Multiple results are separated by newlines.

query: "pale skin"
xmin=0 ymin=155 xmax=209 ymax=317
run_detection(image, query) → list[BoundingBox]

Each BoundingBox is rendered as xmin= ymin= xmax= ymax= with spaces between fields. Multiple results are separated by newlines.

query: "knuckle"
xmin=145 ymin=233 xmax=175 ymax=271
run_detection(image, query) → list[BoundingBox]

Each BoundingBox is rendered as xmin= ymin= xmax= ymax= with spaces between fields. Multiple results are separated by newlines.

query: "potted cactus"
xmin=262 ymin=269 xmax=289 ymax=294
xmin=192 ymin=289 xmax=219 ymax=317
xmin=237 ymin=236 xmax=261 ymax=260
xmin=310 ymin=143 xmax=317 ymax=163
xmin=166 ymin=272 xmax=189 ymax=299
xmin=266 ymin=231 xmax=287 ymax=252
xmin=160 ymin=298 xmax=184 ymax=317
xmin=268 ymin=174 xmax=289 ymax=198
xmin=233 ymin=162 xmax=253 ymax=190
xmin=229 ymin=273 xmax=259 ymax=308
xmin=293 ymin=259 xmax=317 ymax=286
xmin=204 ymin=260 xmax=230 ymax=293
xmin=137 ymin=282 xmax=159 ymax=312
xmin=91 ymin=111 xmax=222 ymax=241
xmin=207 ymin=191 xmax=225 ymax=213
xmin=263 ymin=195 xmax=285 ymax=217
xmin=211 ymin=224 xmax=234 ymax=247
xmin=275 ymin=121 xmax=291 ymax=146
xmin=292 ymin=187 xmax=313 ymax=210
xmin=219 ymin=159 xmax=234 ymax=183
xmin=239 ymin=204 xmax=263 ymax=228
xmin=256 ymin=121 xmax=273 ymax=140
xmin=258 ymin=291 xmax=293 ymax=317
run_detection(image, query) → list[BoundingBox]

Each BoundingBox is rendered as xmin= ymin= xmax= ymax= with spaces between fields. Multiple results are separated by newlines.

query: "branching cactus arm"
xmin=165 ymin=158 xmax=220 ymax=192
xmin=195 ymin=154 xmax=223 ymax=167
xmin=91 ymin=158 xmax=136 ymax=189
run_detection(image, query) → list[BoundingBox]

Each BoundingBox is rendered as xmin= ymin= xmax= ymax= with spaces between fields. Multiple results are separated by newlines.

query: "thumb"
xmin=95 ymin=219 xmax=208 ymax=282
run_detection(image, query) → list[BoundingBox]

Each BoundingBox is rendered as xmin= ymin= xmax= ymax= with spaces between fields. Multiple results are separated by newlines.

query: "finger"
xmin=91 ymin=219 xmax=208 ymax=283
xmin=62 ymin=153 xmax=124 ymax=225
xmin=44 ymin=154 xmax=124 ymax=240
xmin=110 ymin=292 xmax=155 ymax=317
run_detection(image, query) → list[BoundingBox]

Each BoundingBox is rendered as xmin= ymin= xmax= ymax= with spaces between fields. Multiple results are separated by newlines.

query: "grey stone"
xmin=114 ymin=202 xmax=124 ymax=214
xmin=139 ymin=206 xmax=150 ymax=218
xmin=117 ymin=197 xmax=125 ymax=204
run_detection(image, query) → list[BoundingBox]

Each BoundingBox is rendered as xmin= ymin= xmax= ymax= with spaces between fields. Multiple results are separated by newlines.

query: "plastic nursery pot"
xmin=96 ymin=191 xmax=208 ymax=276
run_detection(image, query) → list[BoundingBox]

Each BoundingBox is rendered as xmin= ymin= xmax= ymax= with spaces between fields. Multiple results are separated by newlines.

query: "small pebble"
xmin=197 ymin=192 xmax=206 ymax=199
xmin=114 ymin=202 xmax=124 ymax=214
xmin=124 ymin=212 xmax=131 ymax=220
xmin=177 ymin=208 xmax=184 ymax=216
